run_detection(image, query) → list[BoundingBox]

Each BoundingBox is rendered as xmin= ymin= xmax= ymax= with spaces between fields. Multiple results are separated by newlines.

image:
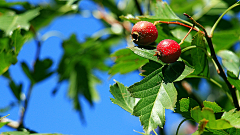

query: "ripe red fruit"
xmin=154 ymin=39 xmax=181 ymax=63
xmin=131 ymin=21 xmax=158 ymax=45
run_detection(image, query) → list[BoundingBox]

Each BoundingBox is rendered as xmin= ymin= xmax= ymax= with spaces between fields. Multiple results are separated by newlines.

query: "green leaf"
xmin=0 ymin=122 xmax=9 ymax=129
xmin=0 ymin=29 xmax=30 ymax=75
xmin=191 ymin=31 xmax=209 ymax=76
xmin=150 ymin=1 xmax=180 ymax=21
xmin=1 ymin=131 xmax=29 ymax=135
xmin=109 ymin=48 xmax=149 ymax=76
xmin=227 ymin=76 xmax=240 ymax=92
xmin=140 ymin=60 xmax=162 ymax=76
xmin=203 ymin=101 xmax=224 ymax=113
xmin=58 ymin=34 xmax=121 ymax=117
xmin=221 ymin=109 xmax=240 ymax=128
xmin=21 ymin=59 xmax=53 ymax=84
xmin=31 ymin=1 xmax=78 ymax=31
xmin=175 ymin=98 xmax=200 ymax=119
xmin=1 ymin=132 xmax=64 ymax=135
xmin=0 ymin=51 xmax=17 ymax=75
xmin=128 ymin=67 xmax=178 ymax=133
xmin=191 ymin=106 xmax=232 ymax=129
xmin=129 ymin=47 xmax=165 ymax=65
xmin=21 ymin=62 xmax=34 ymax=83
xmin=218 ymin=50 xmax=240 ymax=78
xmin=0 ymin=8 xmax=39 ymax=35
xmin=212 ymin=29 xmax=240 ymax=52
xmin=110 ymin=80 xmax=136 ymax=113
xmin=120 ymin=1 xmax=180 ymax=23
xmin=11 ymin=29 xmax=30 ymax=54
xmin=162 ymin=61 xmax=194 ymax=82
xmin=9 ymin=80 xmax=22 ymax=101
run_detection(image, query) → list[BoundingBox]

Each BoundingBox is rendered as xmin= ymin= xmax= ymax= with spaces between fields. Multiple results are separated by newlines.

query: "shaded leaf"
xmin=212 ymin=29 xmax=240 ymax=52
xmin=109 ymin=48 xmax=148 ymax=76
xmin=0 ymin=51 xmax=17 ymax=75
xmin=218 ymin=50 xmax=240 ymax=78
xmin=191 ymin=31 xmax=209 ymax=76
xmin=140 ymin=60 xmax=162 ymax=76
xmin=31 ymin=1 xmax=78 ymax=31
xmin=9 ymin=80 xmax=22 ymax=101
xmin=129 ymin=47 xmax=165 ymax=65
xmin=110 ymin=80 xmax=136 ymax=113
xmin=162 ymin=61 xmax=194 ymax=82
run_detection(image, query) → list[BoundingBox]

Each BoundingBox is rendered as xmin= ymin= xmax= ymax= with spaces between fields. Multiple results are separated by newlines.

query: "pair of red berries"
xmin=131 ymin=21 xmax=181 ymax=63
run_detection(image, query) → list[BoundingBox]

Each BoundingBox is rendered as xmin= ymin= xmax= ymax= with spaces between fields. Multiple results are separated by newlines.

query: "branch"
xmin=183 ymin=13 xmax=240 ymax=110
xmin=0 ymin=117 xmax=20 ymax=129
xmin=19 ymin=83 xmax=34 ymax=126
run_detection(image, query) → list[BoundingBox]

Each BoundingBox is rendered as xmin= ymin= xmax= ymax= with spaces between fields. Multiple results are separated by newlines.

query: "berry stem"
xmin=179 ymin=23 xmax=195 ymax=45
xmin=184 ymin=13 xmax=240 ymax=110
xmin=154 ymin=20 xmax=201 ymax=33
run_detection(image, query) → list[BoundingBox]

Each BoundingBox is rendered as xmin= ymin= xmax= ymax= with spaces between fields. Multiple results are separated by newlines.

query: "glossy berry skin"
xmin=131 ymin=21 xmax=158 ymax=45
xmin=155 ymin=39 xmax=181 ymax=63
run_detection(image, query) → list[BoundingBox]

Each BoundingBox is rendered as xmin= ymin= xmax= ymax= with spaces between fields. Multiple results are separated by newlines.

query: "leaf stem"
xmin=176 ymin=119 xmax=188 ymax=135
xmin=179 ymin=23 xmax=195 ymax=45
xmin=153 ymin=129 xmax=158 ymax=135
xmin=210 ymin=2 xmax=240 ymax=37
xmin=184 ymin=13 xmax=240 ymax=110
xmin=186 ymin=75 xmax=222 ymax=89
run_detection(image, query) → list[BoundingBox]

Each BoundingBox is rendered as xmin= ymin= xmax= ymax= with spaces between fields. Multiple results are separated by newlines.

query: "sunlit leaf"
xmin=128 ymin=65 xmax=178 ymax=133
xmin=221 ymin=109 xmax=240 ymax=128
xmin=109 ymin=48 xmax=148 ymax=76
xmin=0 ymin=8 xmax=39 ymax=35
xmin=110 ymin=80 xmax=136 ymax=113
xmin=218 ymin=50 xmax=240 ymax=78
xmin=191 ymin=106 xmax=232 ymax=129
xmin=203 ymin=101 xmax=224 ymax=113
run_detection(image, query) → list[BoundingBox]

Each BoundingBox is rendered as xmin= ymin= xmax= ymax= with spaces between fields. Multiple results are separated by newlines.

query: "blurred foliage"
xmin=0 ymin=0 xmax=240 ymax=134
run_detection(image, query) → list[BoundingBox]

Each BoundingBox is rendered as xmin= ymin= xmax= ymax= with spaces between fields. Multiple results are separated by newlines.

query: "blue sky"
xmin=0 ymin=0 xmax=185 ymax=135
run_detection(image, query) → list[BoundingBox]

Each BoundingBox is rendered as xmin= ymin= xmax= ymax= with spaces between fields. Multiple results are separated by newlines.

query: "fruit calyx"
xmin=131 ymin=21 xmax=158 ymax=45
xmin=131 ymin=31 xmax=139 ymax=42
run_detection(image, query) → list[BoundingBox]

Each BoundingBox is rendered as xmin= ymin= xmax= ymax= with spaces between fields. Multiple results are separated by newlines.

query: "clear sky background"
xmin=0 ymin=0 xmax=187 ymax=135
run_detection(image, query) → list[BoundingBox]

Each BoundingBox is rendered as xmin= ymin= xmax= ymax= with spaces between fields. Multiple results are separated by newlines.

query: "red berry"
xmin=155 ymin=39 xmax=181 ymax=63
xmin=131 ymin=21 xmax=158 ymax=45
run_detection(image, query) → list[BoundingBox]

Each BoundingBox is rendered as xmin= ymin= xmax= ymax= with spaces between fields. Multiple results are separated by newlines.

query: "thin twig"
xmin=19 ymin=83 xmax=34 ymax=126
xmin=179 ymin=23 xmax=195 ymax=45
xmin=154 ymin=20 xmax=202 ymax=33
xmin=183 ymin=13 xmax=240 ymax=110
